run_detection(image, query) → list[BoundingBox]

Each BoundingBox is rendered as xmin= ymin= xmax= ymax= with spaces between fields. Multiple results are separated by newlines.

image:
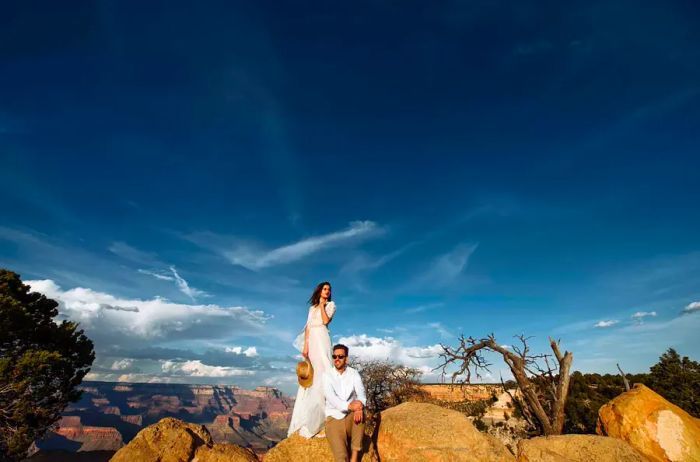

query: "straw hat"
xmin=296 ymin=358 xmax=314 ymax=388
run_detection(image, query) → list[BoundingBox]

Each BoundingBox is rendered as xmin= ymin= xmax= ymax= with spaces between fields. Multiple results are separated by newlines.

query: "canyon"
xmin=34 ymin=381 xmax=293 ymax=457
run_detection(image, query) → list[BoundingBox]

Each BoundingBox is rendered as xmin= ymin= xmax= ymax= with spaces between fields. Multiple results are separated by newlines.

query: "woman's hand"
xmin=303 ymin=343 xmax=309 ymax=359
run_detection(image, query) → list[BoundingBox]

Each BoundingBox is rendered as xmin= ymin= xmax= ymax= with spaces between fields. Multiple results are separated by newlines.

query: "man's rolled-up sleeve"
xmin=354 ymin=370 xmax=367 ymax=407
xmin=324 ymin=373 xmax=351 ymax=412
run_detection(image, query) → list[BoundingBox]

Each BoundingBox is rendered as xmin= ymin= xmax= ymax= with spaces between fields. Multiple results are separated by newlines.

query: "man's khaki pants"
xmin=325 ymin=413 xmax=364 ymax=462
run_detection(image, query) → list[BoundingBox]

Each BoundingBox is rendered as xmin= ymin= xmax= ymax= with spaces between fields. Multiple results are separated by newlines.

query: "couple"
xmin=288 ymin=282 xmax=367 ymax=462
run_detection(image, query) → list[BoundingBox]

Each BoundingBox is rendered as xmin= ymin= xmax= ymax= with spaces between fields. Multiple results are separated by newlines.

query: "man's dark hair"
xmin=332 ymin=344 xmax=349 ymax=356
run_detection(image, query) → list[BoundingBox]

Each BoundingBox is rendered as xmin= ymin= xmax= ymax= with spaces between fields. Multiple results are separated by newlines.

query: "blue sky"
xmin=1 ymin=1 xmax=699 ymax=393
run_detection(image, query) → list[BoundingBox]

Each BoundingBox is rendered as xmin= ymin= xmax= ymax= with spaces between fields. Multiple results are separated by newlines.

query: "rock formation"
xmin=419 ymin=384 xmax=504 ymax=402
xmin=516 ymin=434 xmax=649 ymax=462
xmin=264 ymin=432 xmax=377 ymax=462
xmin=38 ymin=381 xmax=293 ymax=456
xmin=37 ymin=416 xmax=124 ymax=452
xmin=109 ymin=417 xmax=257 ymax=462
xmin=376 ymin=402 xmax=515 ymax=461
xmin=597 ymin=384 xmax=700 ymax=462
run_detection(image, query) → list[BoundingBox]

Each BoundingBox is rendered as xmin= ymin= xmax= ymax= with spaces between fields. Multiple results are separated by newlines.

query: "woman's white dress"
xmin=288 ymin=301 xmax=336 ymax=438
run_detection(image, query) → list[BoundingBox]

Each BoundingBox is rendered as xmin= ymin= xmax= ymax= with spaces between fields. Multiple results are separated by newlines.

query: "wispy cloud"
xmin=138 ymin=269 xmax=175 ymax=281
xmin=682 ymin=301 xmax=700 ymax=315
xmin=429 ymin=322 xmax=454 ymax=339
xmin=108 ymin=241 xmax=159 ymax=266
xmin=225 ymin=220 xmax=382 ymax=270
xmin=405 ymin=302 xmax=444 ymax=314
xmin=340 ymin=240 xmax=418 ymax=275
xmin=138 ymin=266 xmax=208 ymax=301
xmin=594 ymin=320 xmax=619 ymax=328
xmin=631 ymin=311 xmax=657 ymax=324
xmin=169 ymin=266 xmax=208 ymax=300
xmin=416 ymin=243 xmax=479 ymax=287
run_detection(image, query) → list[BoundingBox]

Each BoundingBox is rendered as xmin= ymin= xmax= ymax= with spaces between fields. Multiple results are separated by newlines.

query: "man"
xmin=323 ymin=344 xmax=366 ymax=462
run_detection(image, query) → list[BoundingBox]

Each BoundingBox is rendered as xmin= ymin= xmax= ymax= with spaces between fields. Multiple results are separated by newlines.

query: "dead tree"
xmin=436 ymin=334 xmax=573 ymax=435
xmin=616 ymin=363 xmax=631 ymax=391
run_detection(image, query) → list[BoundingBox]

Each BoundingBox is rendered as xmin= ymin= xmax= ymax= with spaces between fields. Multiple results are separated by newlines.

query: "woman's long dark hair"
xmin=308 ymin=281 xmax=332 ymax=307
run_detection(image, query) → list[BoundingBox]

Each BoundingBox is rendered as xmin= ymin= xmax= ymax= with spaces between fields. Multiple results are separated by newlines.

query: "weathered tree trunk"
xmin=437 ymin=334 xmax=573 ymax=436
xmin=617 ymin=363 xmax=630 ymax=391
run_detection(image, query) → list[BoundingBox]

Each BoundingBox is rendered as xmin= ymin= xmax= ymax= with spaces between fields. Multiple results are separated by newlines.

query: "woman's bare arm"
xmin=320 ymin=302 xmax=331 ymax=326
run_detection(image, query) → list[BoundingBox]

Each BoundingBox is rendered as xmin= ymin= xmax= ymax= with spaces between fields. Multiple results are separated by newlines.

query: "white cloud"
xmin=337 ymin=334 xmax=443 ymax=376
xmin=594 ymin=320 xmax=619 ymax=328
xmin=225 ymin=346 xmax=258 ymax=357
xmin=682 ymin=301 xmax=700 ymax=314
xmin=110 ymin=359 xmax=134 ymax=370
xmin=225 ymin=221 xmax=381 ymax=270
xmin=161 ymin=360 xmax=255 ymax=377
xmin=631 ymin=311 xmax=657 ymax=323
xmin=25 ymin=279 xmax=268 ymax=342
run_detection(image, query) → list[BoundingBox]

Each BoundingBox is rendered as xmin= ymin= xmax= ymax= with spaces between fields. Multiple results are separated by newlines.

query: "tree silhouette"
xmin=0 ymin=269 xmax=95 ymax=461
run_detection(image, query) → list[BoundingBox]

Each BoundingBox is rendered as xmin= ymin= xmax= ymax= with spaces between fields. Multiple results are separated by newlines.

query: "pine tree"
xmin=0 ymin=270 xmax=95 ymax=461
xmin=647 ymin=348 xmax=700 ymax=417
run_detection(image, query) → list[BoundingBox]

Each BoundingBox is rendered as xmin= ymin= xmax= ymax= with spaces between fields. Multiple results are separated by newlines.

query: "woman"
xmin=288 ymin=281 xmax=336 ymax=438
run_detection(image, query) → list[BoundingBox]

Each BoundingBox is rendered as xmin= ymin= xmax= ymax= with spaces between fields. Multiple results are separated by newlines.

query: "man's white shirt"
xmin=323 ymin=366 xmax=367 ymax=420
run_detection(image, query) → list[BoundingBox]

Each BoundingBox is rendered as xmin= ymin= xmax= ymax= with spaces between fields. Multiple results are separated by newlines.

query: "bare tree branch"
xmin=436 ymin=333 xmax=574 ymax=435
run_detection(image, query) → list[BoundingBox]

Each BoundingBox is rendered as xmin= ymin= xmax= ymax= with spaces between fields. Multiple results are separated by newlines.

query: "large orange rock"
xmin=597 ymin=384 xmax=700 ymax=462
xmin=376 ymin=402 xmax=515 ymax=461
xmin=265 ymin=432 xmax=377 ymax=461
xmin=193 ymin=443 xmax=258 ymax=462
xmin=517 ymin=434 xmax=649 ymax=462
xmin=109 ymin=417 xmax=256 ymax=462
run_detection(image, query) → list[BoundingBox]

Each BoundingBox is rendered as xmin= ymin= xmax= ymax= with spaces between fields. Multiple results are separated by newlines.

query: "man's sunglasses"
xmin=332 ymin=354 xmax=346 ymax=359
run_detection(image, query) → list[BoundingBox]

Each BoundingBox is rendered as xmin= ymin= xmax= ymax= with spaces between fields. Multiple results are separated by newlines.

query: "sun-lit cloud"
xmin=594 ymin=320 xmax=619 ymax=328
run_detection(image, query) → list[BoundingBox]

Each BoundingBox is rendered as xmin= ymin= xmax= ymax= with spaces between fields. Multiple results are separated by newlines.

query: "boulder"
xmin=517 ymin=434 xmax=649 ymax=462
xmin=265 ymin=432 xmax=377 ymax=462
xmin=109 ymin=417 xmax=255 ymax=462
xmin=376 ymin=402 xmax=515 ymax=461
xmin=597 ymin=384 xmax=700 ymax=462
xmin=193 ymin=443 xmax=258 ymax=462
